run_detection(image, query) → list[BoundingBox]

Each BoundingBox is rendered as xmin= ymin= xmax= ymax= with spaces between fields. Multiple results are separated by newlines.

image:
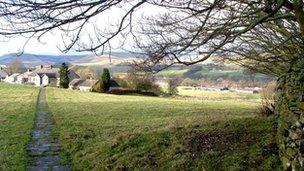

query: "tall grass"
xmin=259 ymin=82 xmax=276 ymax=116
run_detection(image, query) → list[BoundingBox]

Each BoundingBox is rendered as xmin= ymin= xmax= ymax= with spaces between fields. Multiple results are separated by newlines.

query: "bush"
xmin=124 ymin=70 xmax=162 ymax=95
xmin=259 ymin=82 xmax=276 ymax=116
xmin=167 ymin=79 xmax=180 ymax=96
xmin=108 ymin=89 xmax=137 ymax=95
xmin=114 ymin=78 xmax=129 ymax=88
xmin=108 ymin=89 xmax=158 ymax=96
xmin=91 ymin=80 xmax=104 ymax=93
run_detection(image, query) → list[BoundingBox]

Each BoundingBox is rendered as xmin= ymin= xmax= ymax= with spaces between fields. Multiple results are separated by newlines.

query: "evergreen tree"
xmin=101 ymin=68 xmax=110 ymax=91
xmin=59 ymin=63 xmax=69 ymax=88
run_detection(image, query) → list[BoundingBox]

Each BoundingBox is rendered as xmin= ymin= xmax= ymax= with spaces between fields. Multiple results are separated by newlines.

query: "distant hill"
xmin=0 ymin=53 xmax=88 ymax=67
xmin=71 ymin=55 xmax=136 ymax=66
xmin=0 ymin=52 xmax=135 ymax=67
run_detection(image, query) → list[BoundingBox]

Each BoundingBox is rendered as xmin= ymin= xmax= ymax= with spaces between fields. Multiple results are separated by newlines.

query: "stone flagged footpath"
xmin=26 ymin=87 xmax=70 ymax=171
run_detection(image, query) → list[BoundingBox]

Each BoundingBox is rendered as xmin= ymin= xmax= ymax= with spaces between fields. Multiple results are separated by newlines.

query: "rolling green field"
xmin=0 ymin=83 xmax=38 ymax=170
xmin=46 ymin=87 xmax=281 ymax=170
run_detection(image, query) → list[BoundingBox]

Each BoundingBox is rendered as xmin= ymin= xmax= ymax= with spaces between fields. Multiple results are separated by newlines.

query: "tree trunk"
xmin=276 ymin=59 xmax=304 ymax=170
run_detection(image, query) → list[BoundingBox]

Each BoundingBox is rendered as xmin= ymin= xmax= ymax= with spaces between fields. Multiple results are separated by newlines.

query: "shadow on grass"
xmin=104 ymin=117 xmax=281 ymax=171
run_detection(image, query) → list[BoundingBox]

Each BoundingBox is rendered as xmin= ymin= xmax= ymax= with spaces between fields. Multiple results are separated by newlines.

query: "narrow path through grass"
xmin=26 ymin=87 xmax=70 ymax=171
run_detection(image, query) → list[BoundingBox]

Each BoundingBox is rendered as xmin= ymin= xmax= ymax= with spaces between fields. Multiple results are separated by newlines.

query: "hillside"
xmin=0 ymin=52 xmax=134 ymax=67
xmin=0 ymin=53 xmax=273 ymax=85
xmin=71 ymin=55 xmax=136 ymax=66
xmin=0 ymin=53 xmax=88 ymax=67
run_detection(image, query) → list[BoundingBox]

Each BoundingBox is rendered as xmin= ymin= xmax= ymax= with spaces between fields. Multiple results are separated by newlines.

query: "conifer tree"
xmin=101 ymin=68 xmax=110 ymax=92
xmin=59 ymin=63 xmax=69 ymax=88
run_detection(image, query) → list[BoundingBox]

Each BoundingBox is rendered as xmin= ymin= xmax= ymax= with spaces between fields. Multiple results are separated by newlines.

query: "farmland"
xmin=0 ymin=83 xmax=38 ymax=170
xmin=46 ymin=87 xmax=280 ymax=170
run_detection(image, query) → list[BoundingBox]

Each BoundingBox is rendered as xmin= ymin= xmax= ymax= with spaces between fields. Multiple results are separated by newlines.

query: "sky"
xmin=0 ymin=32 xmax=67 ymax=56
xmin=0 ymin=2 xmax=164 ymax=56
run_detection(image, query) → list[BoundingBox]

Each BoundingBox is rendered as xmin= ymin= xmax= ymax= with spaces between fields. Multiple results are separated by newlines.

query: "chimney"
xmin=50 ymin=65 xmax=53 ymax=69
xmin=37 ymin=65 xmax=43 ymax=69
xmin=27 ymin=68 xmax=32 ymax=72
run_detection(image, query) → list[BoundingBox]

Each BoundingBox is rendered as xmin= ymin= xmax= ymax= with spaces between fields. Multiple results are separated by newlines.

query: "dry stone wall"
xmin=276 ymin=59 xmax=304 ymax=170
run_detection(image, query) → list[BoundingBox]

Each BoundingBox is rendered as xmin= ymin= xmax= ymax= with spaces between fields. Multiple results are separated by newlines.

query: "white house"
xmin=16 ymin=69 xmax=33 ymax=84
xmin=41 ymin=73 xmax=58 ymax=86
xmin=42 ymin=74 xmax=49 ymax=86
xmin=26 ymin=65 xmax=79 ymax=87
xmin=69 ymin=79 xmax=98 ymax=92
xmin=4 ymin=73 xmax=20 ymax=83
xmin=28 ymin=73 xmax=41 ymax=86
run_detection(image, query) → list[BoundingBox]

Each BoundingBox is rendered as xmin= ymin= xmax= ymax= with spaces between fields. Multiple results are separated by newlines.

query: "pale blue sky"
xmin=0 ymin=3 xmax=164 ymax=56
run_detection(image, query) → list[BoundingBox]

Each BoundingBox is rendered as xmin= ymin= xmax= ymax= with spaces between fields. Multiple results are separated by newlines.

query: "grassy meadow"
xmin=46 ymin=87 xmax=281 ymax=170
xmin=177 ymin=86 xmax=260 ymax=101
xmin=0 ymin=83 xmax=280 ymax=170
xmin=0 ymin=83 xmax=38 ymax=170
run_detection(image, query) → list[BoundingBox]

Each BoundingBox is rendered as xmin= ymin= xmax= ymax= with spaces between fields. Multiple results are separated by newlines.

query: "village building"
xmin=0 ymin=67 xmax=8 ymax=81
xmin=28 ymin=72 xmax=41 ymax=86
xmin=69 ymin=79 xmax=120 ymax=92
xmin=7 ymin=65 xmax=80 ymax=86
xmin=24 ymin=65 xmax=80 ymax=86
xmin=16 ymin=69 xmax=33 ymax=84
xmin=4 ymin=73 xmax=20 ymax=83
xmin=69 ymin=79 xmax=99 ymax=92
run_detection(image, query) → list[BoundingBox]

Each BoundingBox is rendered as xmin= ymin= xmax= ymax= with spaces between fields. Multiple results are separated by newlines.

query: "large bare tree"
xmin=0 ymin=0 xmax=303 ymax=169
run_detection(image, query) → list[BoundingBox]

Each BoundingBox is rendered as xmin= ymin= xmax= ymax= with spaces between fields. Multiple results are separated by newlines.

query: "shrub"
xmin=259 ymin=82 xmax=276 ymax=116
xmin=91 ymin=80 xmax=104 ymax=93
xmin=108 ymin=89 xmax=158 ymax=96
xmin=108 ymin=89 xmax=136 ymax=95
xmin=167 ymin=79 xmax=180 ymax=96
xmin=114 ymin=77 xmax=128 ymax=88
xmin=125 ymin=70 xmax=162 ymax=95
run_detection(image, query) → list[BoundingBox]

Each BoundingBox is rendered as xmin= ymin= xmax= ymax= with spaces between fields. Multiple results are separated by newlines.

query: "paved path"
xmin=26 ymin=88 xmax=70 ymax=171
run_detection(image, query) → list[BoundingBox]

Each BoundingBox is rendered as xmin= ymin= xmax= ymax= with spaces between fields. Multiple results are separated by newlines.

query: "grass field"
xmin=177 ymin=86 xmax=260 ymax=101
xmin=46 ymin=87 xmax=281 ymax=170
xmin=0 ymin=83 xmax=38 ymax=170
xmin=158 ymin=69 xmax=188 ymax=77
